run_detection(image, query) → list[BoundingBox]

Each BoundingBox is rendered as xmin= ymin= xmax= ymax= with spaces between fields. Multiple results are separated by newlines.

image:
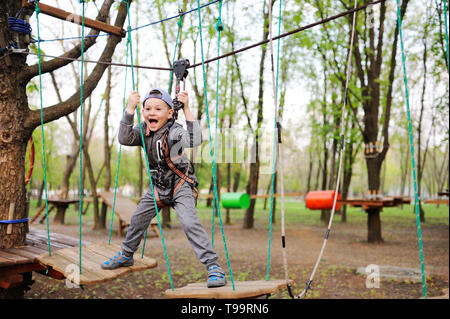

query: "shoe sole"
xmin=207 ymin=280 xmax=227 ymax=288
xmin=101 ymin=261 xmax=134 ymax=270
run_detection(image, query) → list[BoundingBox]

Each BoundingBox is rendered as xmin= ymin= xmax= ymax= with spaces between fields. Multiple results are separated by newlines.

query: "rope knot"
xmin=215 ymin=17 xmax=224 ymax=32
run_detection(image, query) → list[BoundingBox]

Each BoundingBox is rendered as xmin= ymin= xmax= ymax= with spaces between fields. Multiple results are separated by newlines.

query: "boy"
xmin=101 ymin=88 xmax=227 ymax=288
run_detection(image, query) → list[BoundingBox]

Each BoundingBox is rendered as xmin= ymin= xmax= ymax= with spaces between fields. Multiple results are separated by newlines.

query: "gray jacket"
xmin=118 ymin=112 xmax=202 ymax=194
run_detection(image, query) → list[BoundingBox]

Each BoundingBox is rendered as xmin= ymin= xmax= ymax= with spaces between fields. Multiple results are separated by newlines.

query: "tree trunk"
xmin=0 ymin=0 xmax=128 ymax=247
xmin=244 ymin=0 xmax=273 ymax=229
xmin=367 ymin=208 xmax=383 ymax=244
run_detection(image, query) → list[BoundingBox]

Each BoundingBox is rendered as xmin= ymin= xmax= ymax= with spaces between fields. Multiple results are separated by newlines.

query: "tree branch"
xmin=20 ymin=0 xmax=115 ymax=83
xmin=24 ymin=0 xmax=128 ymax=131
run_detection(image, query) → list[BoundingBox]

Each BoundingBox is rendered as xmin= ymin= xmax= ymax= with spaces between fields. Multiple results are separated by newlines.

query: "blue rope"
xmin=0 ymin=218 xmax=29 ymax=224
xmin=8 ymin=17 xmax=32 ymax=34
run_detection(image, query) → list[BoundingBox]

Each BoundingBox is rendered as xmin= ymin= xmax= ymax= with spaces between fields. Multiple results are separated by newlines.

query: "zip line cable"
xmin=10 ymin=0 xmax=384 ymax=72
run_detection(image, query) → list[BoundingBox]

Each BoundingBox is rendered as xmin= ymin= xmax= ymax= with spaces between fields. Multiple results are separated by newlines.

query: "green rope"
xmin=196 ymin=0 xmax=235 ymax=290
xmin=35 ymin=1 xmax=51 ymax=257
xmin=124 ymin=0 xmax=174 ymax=290
xmin=444 ymin=0 xmax=449 ymax=71
xmin=108 ymin=38 xmax=130 ymax=245
xmin=395 ymin=0 xmax=427 ymax=298
xmin=168 ymin=13 xmax=184 ymax=94
xmin=211 ymin=0 xmax=224 ymax=249
xmin=77 ymin=0 xmax=86 ymax=275
xmin=266 ymin=0 xmax=283 ymax=281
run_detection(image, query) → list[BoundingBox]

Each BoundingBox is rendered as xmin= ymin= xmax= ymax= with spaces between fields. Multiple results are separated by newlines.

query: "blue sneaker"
xmin=207 ymin=265 xmax=227 ymax=288
xmin=101 ymin=251 xmax=134 ymax=270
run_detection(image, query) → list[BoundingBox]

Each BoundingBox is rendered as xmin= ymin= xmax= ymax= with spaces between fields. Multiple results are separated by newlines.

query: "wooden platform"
xmin=98 ymin=191 xmax=159 ymax=237
xmin=0 ymin=228 xmax=87 ymax=268
xmin=164 ymin=280 xmax=291 ymax=299
xmin=341 ymin=196 xmax=411 ymax=210
xmin=37 ymin=242 xmax=157 ymax=285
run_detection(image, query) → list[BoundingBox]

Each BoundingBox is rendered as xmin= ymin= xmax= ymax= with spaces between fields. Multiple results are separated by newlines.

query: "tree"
xmin=350 ymin=0 xmax=410 ymax=242
xmin=0 ymin=0 xmax=128 ymax=248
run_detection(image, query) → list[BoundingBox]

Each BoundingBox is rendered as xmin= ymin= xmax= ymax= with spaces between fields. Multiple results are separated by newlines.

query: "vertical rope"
xmin=297 ymin=0 xmax=358 ymax=298
xmin=124 ymin=0 xmax=174 ymax=290
xmin=196 ymin=0 xmax=235 ymax=290
xmin=35 ymin=0 xmax=51 ymax=257
xmin=266 ymin=0 xmax=283 ymax=282
xmin=211 ymin=0 xmax=224 ymax=250
xmin=395 ymin=0 xmax=427 ymax=299
xmin=108 ymin=40 xmax=130 ymax=245
xmin=168 ymin=12 xmax=184 ymax=93
xmin=77 ymin=0 xmax=86 ymax=275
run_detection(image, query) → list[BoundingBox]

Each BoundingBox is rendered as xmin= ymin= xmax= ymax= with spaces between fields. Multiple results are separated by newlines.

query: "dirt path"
xmin=26 ymin=213 xmax=449 ymax=299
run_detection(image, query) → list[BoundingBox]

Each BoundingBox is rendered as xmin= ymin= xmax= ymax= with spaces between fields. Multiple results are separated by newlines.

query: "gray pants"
xmin=121 ymin=182 xmax=219 ymax=268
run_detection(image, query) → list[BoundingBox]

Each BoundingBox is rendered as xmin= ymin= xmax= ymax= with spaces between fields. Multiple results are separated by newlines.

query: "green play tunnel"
xmin=221 ymin=192 xmax=251 ymax=209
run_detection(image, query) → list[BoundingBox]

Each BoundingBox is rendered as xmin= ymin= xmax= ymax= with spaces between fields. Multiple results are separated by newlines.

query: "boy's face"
xmin=143 ymin=98 xmax=174 ymax=132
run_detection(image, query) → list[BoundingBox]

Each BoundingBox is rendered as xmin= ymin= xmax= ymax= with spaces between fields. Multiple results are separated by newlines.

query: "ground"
xmin=22 ymin=201 xmax=449 ymax=299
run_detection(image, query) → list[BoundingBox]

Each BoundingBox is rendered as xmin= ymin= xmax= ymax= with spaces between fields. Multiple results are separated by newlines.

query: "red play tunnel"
xmin=305 ymin=190 xmax=342 ymax=211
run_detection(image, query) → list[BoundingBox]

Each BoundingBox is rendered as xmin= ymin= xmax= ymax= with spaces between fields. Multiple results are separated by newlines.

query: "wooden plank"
xmin=2 ymin=247 xmax=40 ymax=262
xmin=28 ymin=228 xmax=86 ymax=247
xmin=7 ymin=202 xmax=15 ymax=235
xmin=164 ymin=280 xmax=292 ymax=299
xmin=99 ymin=192 xmax=158 ymax=229
xmin=37 ymin=243 xmax=157 ymax=285
xmin=55 ymin=247 xmax=119 ymax=284
xmin=0 ymin=250 xmax=29 ymax=265
xmin=87 ymin=243 xmax=157 ymax=272
xmin=250 ymin=192 xmax=303 ymax=199
xmin=424 ymin=199 xmax=449 ymax=205
xmin=0 ymin=263 xmax=46 ymax=277
xmin=0 ymin=255 xmax=15 ymax=267
xmin=22 ymin=1 xmax=125 ymax=37
xmin=38 ymin=249 xmax=104 ymax=285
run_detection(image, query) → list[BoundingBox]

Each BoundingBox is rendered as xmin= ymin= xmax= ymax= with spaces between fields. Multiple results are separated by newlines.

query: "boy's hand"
xmin=126 ymin=91 xmax=140 ymax=114
xmin=176 ymin=91 xmax=194 ymax=121
xmin=176 ymin=91 xmax=189 ymax=110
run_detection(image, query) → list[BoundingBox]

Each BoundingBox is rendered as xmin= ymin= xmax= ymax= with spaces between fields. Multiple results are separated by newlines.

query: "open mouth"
xmin=149 ymin=118 xmax=158 ymax=125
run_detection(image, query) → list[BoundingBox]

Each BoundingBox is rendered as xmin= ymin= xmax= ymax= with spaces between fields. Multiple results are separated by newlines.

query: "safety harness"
xmin=152 ymin=128 xmax=198 ymax=209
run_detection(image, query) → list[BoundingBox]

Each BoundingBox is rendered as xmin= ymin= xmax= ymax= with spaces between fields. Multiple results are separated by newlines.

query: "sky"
xmin=24 ymin=0 xmax=449 ymax=159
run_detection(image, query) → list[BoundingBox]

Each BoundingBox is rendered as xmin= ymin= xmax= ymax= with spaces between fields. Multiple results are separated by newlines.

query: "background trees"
xmin=1 ymin=0 xmax=447 ymax=248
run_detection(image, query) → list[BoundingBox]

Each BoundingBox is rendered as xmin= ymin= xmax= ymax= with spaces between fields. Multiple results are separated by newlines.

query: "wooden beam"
xmin=22 ymin=1 xmax=126 ymax=37
xmin=6 ymin=202 xmax=15 ymax=235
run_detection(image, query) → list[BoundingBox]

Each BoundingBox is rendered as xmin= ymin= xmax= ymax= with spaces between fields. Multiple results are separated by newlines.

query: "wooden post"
xmin=6 ymin=202 xmax=15 ymax=235
xmin=22 ymin=0 xmax=126 ymax=37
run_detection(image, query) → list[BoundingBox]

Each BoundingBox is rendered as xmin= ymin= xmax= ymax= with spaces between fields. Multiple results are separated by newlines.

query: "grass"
xmin=28 ymin=197 xmax=449 ymax=231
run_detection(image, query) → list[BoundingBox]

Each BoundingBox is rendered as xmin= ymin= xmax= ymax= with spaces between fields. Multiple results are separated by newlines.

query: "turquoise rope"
xmin=35 ymin=1 xmax=51 ymax=257
xmin=395 ymin=0 xmax=427 ymax=298
xmin=77 ymin=0 xmax=86 ymax=275
xmin=211 ymin=0 xmax=224 ymax=249
xmin=168 ymin=14 xmax=184 ymax=94
xmin=196 ymin=0 xmax=235 ymax=290
xmin=444 ymin=0 xmax=449 ymax=71
xmin=108 ymin=39 xmax=130 ymax=245
xmin=124 ymin=0 xmax=174 ymax=290
xmin=266 ymin=0 xmax=283 ymax=281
